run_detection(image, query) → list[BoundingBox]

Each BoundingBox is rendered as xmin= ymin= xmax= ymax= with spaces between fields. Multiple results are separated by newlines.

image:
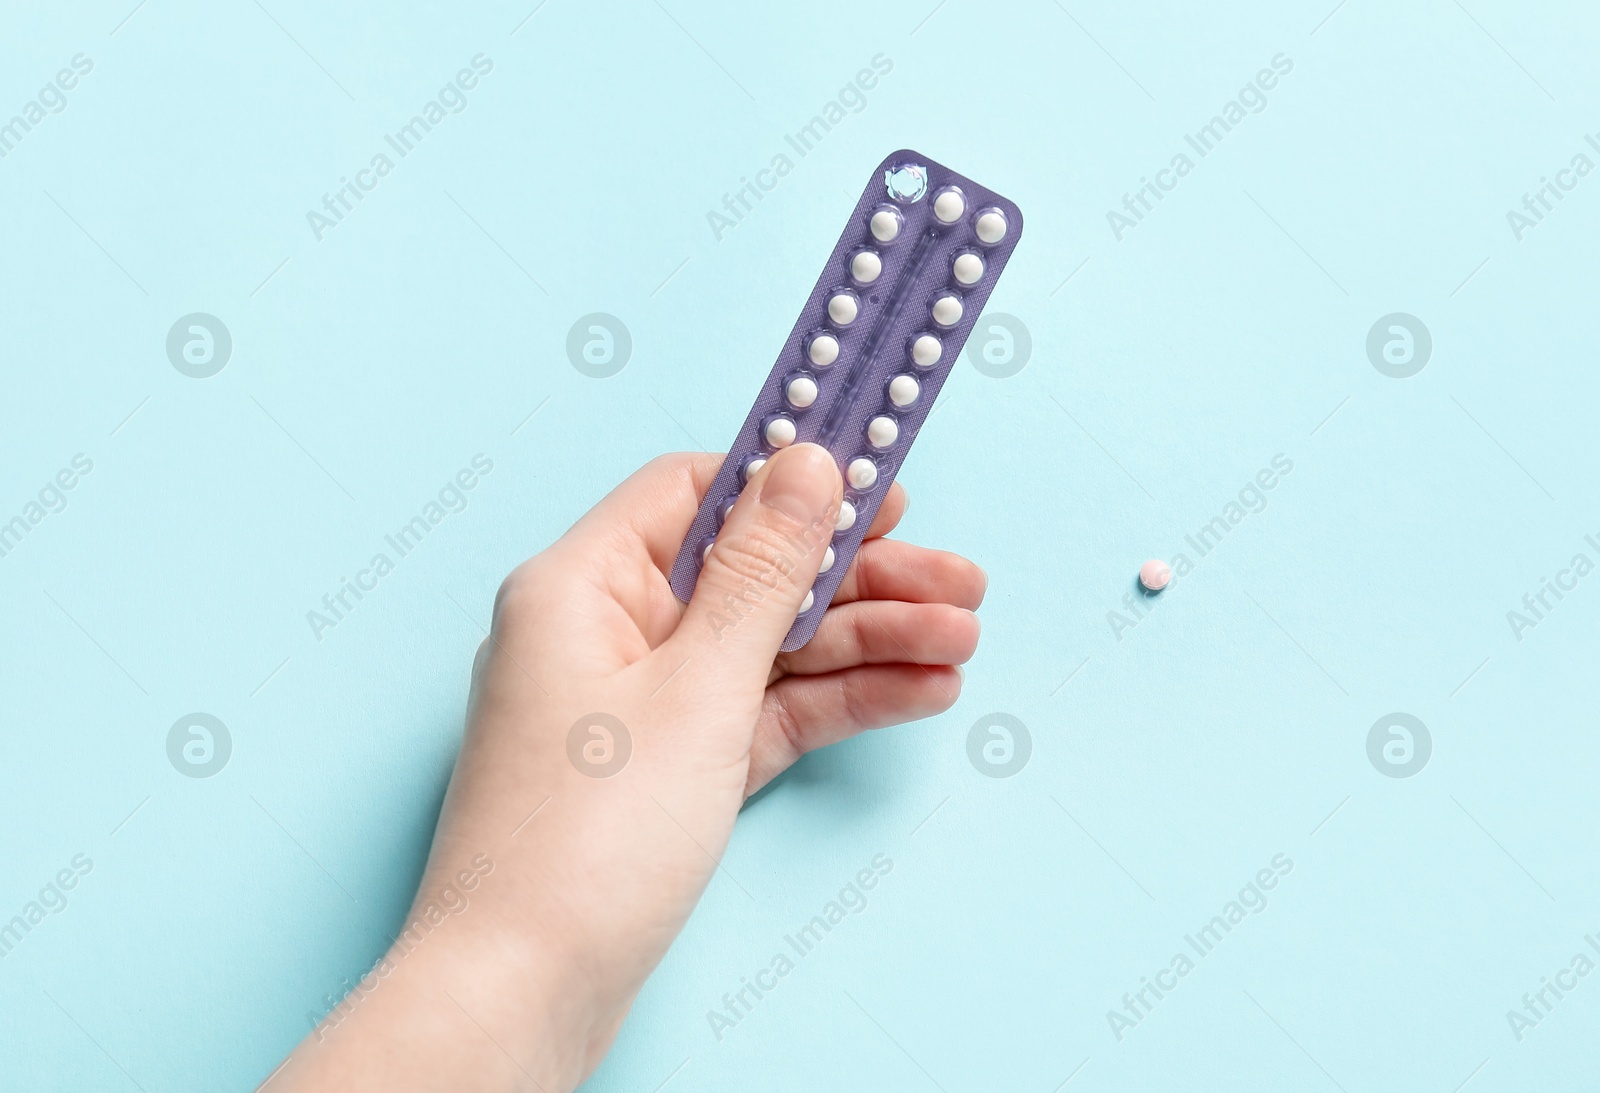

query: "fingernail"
xmin=759 ymin=443 xmax=839 ymax=525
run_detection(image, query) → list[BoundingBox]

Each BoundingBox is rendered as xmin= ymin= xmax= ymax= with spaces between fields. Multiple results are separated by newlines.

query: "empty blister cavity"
xmin=888 ymin=374 xmax=920 ymax=408
xmin=764 ymin=415 xmax=797 ymax=448
xmin=867 ymin=415 xmax=899 ymax=449
xmin=975 ymin=207 xmax=1008 ymax=244
xmin=850 ymin=249 xmax=883 ymax=284
xmin=931 ymin=293 xmax=963 ymax=327
xmin=827 ymin=291 xmax=860 ymax=326
xmin=870 ymin=205 xmax=903 ymax=242
xmin=911 ymin=333 xmax=942 ymax=367
xmin=933 ymin=186 xmax=966 ymax=224
xmin=807 ymin=332 xmax=840 ymax=367
xmin=786 ymin=374 xmax=819 ymax=409
xmin=885 ymin=163 xmax=929 ymax=203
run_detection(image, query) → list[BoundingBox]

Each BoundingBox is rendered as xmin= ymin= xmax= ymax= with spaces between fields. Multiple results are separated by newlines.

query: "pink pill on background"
xmin=1139 ymin=559 xmax=1172 ymax=592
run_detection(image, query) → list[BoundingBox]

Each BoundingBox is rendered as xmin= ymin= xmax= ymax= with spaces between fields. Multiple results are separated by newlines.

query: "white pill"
xmin=836 ymin=500 xmax=856 ymax=531
xmin=847 ymin=458 xmax=878 ymax=490
xmin=799 ymin=590 xmax=815 ymax=613
xmin=718 ymin=495 xmax=737 ymax=522
xmin=870 ymin=208 xmax=902 ymax=242
xmin=808 ymin=333 xmax=839 ymax=367
xmin=953 ymin=253 xmax=985 ymax=285
xmin=911 ymin=334 xmax=942 ymax=367
xmin=933 ymin=188 xmax=965 ymax=224
xmin=828 ymin=292 xmax=859 ymax=326
xmin=819 ymin=545 xmax=836 ymax=573
xmin=975 ymin=209 xmax=1008 ymax=244
xmin=888 ymin=374 xmax=920 ymax=408
xmin=765 ymin=416 xmax=796 ymax=448
xmin=851 ymin=250 xmax=882 ymax=284
xmin=786 ymin=375 xmax=818 ymax=409
xmin=931 ymin=294 xmax=962 ymax=327
xmin=743 ymin=456 xmax=766 ymax=482
xmin=867 ymin=415 xmax=899 ymax=448
xmin=701 ymin=538 xmax=715 ymax=563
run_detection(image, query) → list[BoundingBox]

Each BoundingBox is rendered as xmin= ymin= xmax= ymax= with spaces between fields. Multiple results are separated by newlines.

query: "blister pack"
xmin=669 ymin=149 xmax=1024 ymax=650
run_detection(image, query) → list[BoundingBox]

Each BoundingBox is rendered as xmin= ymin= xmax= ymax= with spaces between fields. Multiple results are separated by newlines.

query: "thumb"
xmin=674 ymin=442 xmax=841 ymax=680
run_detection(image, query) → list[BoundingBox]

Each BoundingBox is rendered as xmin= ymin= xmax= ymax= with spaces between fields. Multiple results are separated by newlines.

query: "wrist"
xmin=399 ymin=866 xmax=606 ymax=1091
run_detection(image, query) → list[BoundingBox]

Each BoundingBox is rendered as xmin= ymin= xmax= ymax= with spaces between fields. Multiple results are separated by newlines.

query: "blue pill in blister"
xmin=669 ymin=149 xmax=1025 ymax=651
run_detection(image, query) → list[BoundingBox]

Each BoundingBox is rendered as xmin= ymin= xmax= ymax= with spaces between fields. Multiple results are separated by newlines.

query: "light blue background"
xmin=3 ymin=1 xmax=1597 ymax=1089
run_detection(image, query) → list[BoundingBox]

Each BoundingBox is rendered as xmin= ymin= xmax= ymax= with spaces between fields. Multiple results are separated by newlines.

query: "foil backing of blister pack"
xmin=669 ymin=148 xmax=1025 ymax=650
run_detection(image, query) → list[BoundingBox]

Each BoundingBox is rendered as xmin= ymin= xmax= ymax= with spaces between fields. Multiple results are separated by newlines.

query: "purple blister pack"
xmin=669 ymin=149 xmax=1025 ymax=650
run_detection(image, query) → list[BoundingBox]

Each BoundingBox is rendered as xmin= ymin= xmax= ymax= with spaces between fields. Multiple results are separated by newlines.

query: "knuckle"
xmin=848 ymin=608 xmax=874 ymax=661
xmin=492 ymin=560 xmax=553 ymax=632
xmin=644 ymin=451 xmax=688 ymax=477
xmin=707 ymin=523 xmax=810 ymax=598
xmin=838 ymin=672 xmax=871 ymax=728
xmin=852 ymin=550 xmax=874 ymax=602
xmin=771 ymin=693 xmax=807 ymax=761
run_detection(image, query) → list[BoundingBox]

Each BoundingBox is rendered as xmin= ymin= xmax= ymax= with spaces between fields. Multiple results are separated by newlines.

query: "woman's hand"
xmin=271 ymin=444 xmax=985 ymax=1091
